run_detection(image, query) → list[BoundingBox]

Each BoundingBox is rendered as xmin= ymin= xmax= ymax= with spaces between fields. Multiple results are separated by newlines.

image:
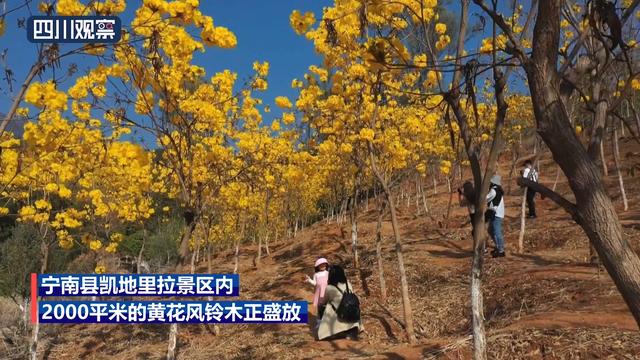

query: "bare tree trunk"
xmin=507 ymin=148 xmax=519 ymax=194
xmin=178 ymin=220 xmax=197 ymax=265
xmin=30 ymin=321 xmax=40 ymax=360
xmin=256 ymin=235 xmax=262 ymax=268
xmin=233 ymin=240 xmax=240 ymax=274
xmin=415 ymin=175 xmax=420 ymax=214
xmin=552 ymin=165 xmax=561 ymax=191
xmin=634 ymin=101 xmax=640 ymax=134
xmin=444 ymin=181 xmax=455 ymax=229
xmin=22 ymin=297 xmax=29 ymax=331
xmin=420 ymin=178 xmax=430 ymax=214
xmin=385 ymin=189 xmax=415 ymax=343
xmin=432 ymin=173 xmax=438 ymax=195
xmin=264 ymin=234 xmax=270 ymax=256
xmin=375 ymin=199 xmax=387 ymax=301
xmin=30 ymin=240 xmax=49 ymax=360
xmin=137 ymin=241 xmax=146 ymax=274
xmin=518 ymin=187 xmax=528 ymax=253
xmin=612 ymin=123 xmax=628 ymax=211
xmin=519 ymin=0 xmax=640 ymax=327
xmin=350 ymin=192 xmax=360 ymax=269
xmin=190 ymin=241 xmax=199 ymax=275
xmin=207 ymin=242 xmax=212 ymax=275
xmin=470 ymin=217 xmax=486 ymax=360
xmin=195 ymin=238 xmax=201 ymax=265
xmin=206 ymin=243 xmax=220 ymax=336
xmin=600 ymin=140 xmax=608 ymax=176
xmin=368 ymin=143 xmax=415 ymax=344
xmin=349 ymin=172 xmax=361 ymax=269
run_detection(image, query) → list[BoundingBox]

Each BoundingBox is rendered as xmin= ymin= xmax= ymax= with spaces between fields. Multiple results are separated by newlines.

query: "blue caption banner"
xmin=38 ymin=301 xmax=308 ymax=324
xmin=27 ymin=16 xmax=122 ymax=43
xmin=38 ymin=274 xmax=239 ymax=297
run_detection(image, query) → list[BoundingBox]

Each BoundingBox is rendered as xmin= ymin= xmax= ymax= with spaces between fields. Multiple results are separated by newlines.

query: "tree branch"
xmin=517 ymin=177 xmax=577 ymax=219
xmin=472 ymin=0 xmax=528 ymax=63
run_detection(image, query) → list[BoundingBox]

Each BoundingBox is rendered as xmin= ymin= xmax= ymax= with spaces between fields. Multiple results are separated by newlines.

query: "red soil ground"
xmin=36 ymin=138 xmax=640 ymax=359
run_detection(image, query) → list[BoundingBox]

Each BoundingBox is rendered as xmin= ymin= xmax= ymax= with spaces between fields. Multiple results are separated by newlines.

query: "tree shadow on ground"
xmin=369 ymin=314 xmax=397 ymax=340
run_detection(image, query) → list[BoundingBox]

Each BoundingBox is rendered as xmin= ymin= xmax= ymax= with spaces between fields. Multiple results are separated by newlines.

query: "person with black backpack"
xmin=316 ymin=265 xmax=363 ymax=341
xmin=486 ymin=174 xmax=506 ymax=258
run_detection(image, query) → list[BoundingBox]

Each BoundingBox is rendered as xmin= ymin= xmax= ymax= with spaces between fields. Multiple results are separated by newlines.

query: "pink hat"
xmin=315 ymin=258 xmax=328 ymax=267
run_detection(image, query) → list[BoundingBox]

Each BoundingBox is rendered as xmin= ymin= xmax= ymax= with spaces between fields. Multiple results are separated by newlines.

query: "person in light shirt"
xmin=305 ymin=257 xmax=329 ymax=322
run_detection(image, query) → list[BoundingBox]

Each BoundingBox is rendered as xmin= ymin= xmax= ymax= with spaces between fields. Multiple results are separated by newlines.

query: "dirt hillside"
xmin=32 ymin=138 xmax=640 ymax=359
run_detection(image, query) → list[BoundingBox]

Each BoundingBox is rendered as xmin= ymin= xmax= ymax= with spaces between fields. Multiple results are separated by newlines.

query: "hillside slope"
xmin=31 ymin=139 xmax=640 ymax=359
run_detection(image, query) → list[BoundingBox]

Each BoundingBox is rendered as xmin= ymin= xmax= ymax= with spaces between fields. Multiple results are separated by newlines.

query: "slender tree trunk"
xmin=634 ymin=101 xmax=640 ymax=134
xmin=376 ymin=199 xmax=387 ymax=301
xmin=30 ymin=240 xmax=49 ymax=360
xmin=350 ymin=191 xmax=360 ymax=268
xmin=518 ymin=187 xmax=528 ymax=253
xmin=600 ymin=140 xmax=608 ymax=176
xmin=444 ymin=178 xmax=455 ymax=228
xmin=420 ymin=179 xmax=430 ymax=214
xmin=264 ymin=234 xmax=270 ymax=256
xmin=137 ymin=241 xmax=146 ymax=274
xmin=415 ymin=175 xmax=420 ymax=214
xmin=178 ymin=221 xmax=197 ymax=265
xmin=168 ymin=226 xmax=194 ymax=360
xmin=233 ymin=239 xmax=240 ymax=274
xmin=22 ymin=297 xmax=29 ymax=331
xmin=30 ymin=319 xmax=40 ymax=360
xmin=207 ymin=242 xmax=212 ymax=275
xmin=195 ymin=238 xmax=201 ymax=264
xmin=385 ymin=190 xmax=415 ymax=343
xmin=190 ymin=241 xmax=199 ymax=275
xmin=552 ymin=165 xmax=561 ymax=191
xmin=206 ymin=243 xmax=220 ymax=335
xmin=368 ymin=144 xmax=415 ymax=343
xmin=612 ymin=123 xmax=628 ymax=211
xmin=256 ymin=235 xmax=262 ymax=268
xmin=433 ymin=173 xmax=437 ymax=195
xmin=507 ymin=148 xmax=519 ymax=195
xmin=470 ymin=213 xmax=486 ymax=360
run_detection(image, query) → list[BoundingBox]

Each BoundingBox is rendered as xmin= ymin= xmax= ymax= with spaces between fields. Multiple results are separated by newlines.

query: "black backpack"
xmin=331 ymin=283 xmax=361 ymax=323
xmin=488 ymin=184 xmax=504 ymax=207
xmin=484 ymin=184 xmax=504 ymax=222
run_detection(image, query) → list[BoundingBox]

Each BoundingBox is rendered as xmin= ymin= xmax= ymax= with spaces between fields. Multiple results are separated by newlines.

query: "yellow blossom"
xmin=275 ymin=96 xmax=293 ymax=109
xmin=290 ymin=10 xmax=315 ymax=35
xmin=95 ymin=265 xmax=106 ymax=274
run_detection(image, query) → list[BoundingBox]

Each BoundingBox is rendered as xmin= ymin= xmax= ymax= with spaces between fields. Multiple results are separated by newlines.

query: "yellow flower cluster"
xmin=275 ymin=96 xmax=293 ymax=109
xmin=25 ymin=81 xmax=68 ymax=111
xmin=290 ymin=10 xmax=316 ymax=35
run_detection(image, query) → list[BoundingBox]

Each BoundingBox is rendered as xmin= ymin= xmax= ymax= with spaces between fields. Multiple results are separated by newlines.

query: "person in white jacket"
xmin=486 ymin=174 xmax=505 ymax=257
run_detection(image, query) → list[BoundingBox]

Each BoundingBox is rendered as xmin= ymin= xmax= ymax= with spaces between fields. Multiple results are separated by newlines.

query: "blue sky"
xmin=0 ymin=0 xmax=534 ymax=142
xmin=0 ymin=0 xmax=331 ymax=137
